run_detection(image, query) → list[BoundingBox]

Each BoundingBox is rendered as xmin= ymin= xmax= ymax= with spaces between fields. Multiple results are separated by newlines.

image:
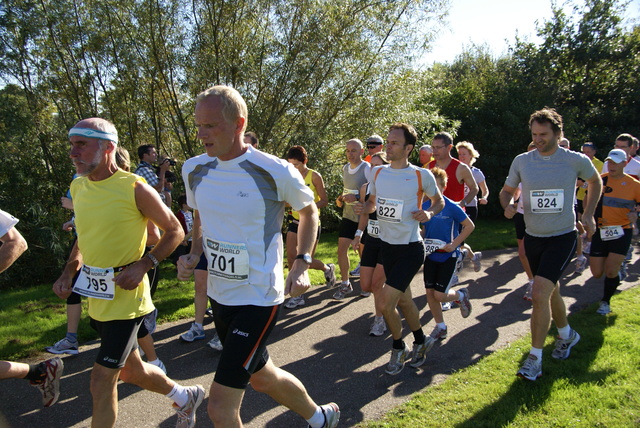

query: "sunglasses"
xmin=367 ymin=144 xmax=381 ymax=149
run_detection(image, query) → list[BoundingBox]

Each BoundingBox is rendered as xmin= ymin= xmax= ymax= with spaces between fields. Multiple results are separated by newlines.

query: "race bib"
xmin=530 ymin=189 xmax=564 ymax=213
xmin=73 ymin=265 xmax=115 ymax=300
xmin=423 ymin=238 xmax=446 ymax=255
xmin=600 ymin=225 xmax=624 ymax=241
xmin=342 ymin=188 xmax=360 ymax=205
xmin=367 ymin=219 xmax=380 ymax=238
xmin=205 ymin=237 xmax=250 ymax=281
xmin=377 ymin=197 xmax=404 ymax=223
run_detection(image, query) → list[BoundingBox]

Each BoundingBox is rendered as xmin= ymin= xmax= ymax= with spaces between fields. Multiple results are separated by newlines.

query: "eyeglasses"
xmin=431 ymin=145 xmax=447 ymax=150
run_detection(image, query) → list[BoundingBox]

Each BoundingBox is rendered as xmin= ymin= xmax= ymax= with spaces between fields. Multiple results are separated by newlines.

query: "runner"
xmin=0 ymin=208 xmax=63 ymax=408
xmin=351 ymin=152 xmax=389 ymax=336
xmin=355 ymin=122 xmax=444 ymax=375
xmin=283 ymin=145 xmax=336 ymax=309
xmin=53 ymin=118 xmax=204 ymax=427
xmin=589 ymin=149 xmax=640 ymax=315
xmin=421 ymin=167 xmax=475 ymax=343
xmin=178 ymin=85 xmax=339 ymax=427
xmin=500 ymin=108 xmax=602 ymax=381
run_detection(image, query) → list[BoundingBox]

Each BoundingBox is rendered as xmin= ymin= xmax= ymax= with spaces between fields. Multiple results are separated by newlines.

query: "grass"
xmin=0 ymin=217 xmax=515 ymax=360
xmin=358 ymin=286 xmax=640 ymax=427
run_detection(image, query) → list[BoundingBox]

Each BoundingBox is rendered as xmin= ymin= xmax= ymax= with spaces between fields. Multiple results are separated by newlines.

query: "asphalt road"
xmin=1 ymin=247 xmax=638 ymax=428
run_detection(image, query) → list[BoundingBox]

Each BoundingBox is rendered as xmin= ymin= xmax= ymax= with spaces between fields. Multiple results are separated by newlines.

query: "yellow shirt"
xmin=577 ymin=157 xmax=604 ymax=201
xmin=71 ymin=170 xmax=154 ymax=321
xmin=291 ymin=169 xmax=321 ymax=221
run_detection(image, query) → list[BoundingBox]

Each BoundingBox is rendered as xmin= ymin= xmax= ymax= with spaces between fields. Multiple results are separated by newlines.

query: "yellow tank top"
xmin=71 ymin=170 xmax=154 ymax=321
xmin=291 ymin=169 xmax=321 ymax=221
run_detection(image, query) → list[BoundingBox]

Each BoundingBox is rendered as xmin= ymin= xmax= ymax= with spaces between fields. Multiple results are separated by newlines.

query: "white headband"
xmin=68 ymin=127 xmax=118 ymax=144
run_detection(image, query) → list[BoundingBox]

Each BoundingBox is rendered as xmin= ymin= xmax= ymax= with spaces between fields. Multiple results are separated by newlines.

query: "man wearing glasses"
xmin=600 ymin=134 xmax=640 ymax=179
xmin=364 ymin=134 xmax=384 ymax=163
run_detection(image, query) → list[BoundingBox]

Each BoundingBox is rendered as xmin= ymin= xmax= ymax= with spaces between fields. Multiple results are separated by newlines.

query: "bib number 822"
xmin=378 ymin=206 xmax=396 ymax=218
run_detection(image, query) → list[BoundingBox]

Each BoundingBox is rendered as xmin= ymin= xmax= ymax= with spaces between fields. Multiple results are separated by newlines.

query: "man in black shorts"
xmin=500 ymin=108 xmax=601 ymax=381
xmin=178 ymin=86 xmax=339 ymax=427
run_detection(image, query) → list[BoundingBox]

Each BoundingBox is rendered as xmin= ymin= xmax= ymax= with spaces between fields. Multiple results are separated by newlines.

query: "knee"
xmin=207 ymin=395 xmax=236 ymax=427
xmin=90 ymin=367 xmax=117 ymax=397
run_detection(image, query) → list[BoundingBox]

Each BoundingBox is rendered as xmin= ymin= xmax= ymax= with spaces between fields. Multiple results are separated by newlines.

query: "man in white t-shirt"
xmin=177 ymin=85 xmax=339 ymax=428
xmin=600 ymin=134 xmax=640 ymax=179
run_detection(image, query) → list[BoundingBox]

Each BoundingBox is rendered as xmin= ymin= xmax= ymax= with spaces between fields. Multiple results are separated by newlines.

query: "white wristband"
xmin=355 ymin=229 xmax=363 ymax=237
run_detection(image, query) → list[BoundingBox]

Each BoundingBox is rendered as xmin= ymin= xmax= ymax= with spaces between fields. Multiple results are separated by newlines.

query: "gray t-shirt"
xmin=504 ymin=148 xmax=596 ymax=237
xmin=341 ymin=162 xmax=370 ymax=222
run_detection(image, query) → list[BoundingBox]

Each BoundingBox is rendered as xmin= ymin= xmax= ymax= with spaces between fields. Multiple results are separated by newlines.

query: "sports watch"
xmin=295 ymin=254 xmax=312 ymax=265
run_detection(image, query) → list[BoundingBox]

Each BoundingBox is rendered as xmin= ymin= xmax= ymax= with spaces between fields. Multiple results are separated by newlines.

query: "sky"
xmin=420 ymin=0 xmax=640 ymax=65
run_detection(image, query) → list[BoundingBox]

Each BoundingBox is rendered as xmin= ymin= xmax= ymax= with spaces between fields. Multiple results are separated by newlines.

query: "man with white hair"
xmin=53 ymin=118 xmax=203 ymax=428
xmin=419 ymin=144 xmax=433 ymax=167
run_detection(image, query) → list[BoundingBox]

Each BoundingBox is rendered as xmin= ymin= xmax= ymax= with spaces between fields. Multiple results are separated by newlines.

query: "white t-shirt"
xmin=0 ymin=209 xmax=19 ymax=238
xmin=182 ymin=146 xmax=315 ymax=306
xmin=368 ymin=164 xmax=439 ymax=245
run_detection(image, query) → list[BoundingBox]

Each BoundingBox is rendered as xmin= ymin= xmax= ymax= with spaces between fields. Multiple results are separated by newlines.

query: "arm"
xmin=312 ymin=171 xmax=329 ymax=210
xmin=581 ymin=172 xmax=603 ymax=238
xmin=413 ymin=188 xmax=444 ymax=223
xmin=478 ymin=180 xmax=489 ymax=205
xmin=458 ymin=164 xmax=478 ymax=207
xmin=442 ymin=217 xmax=475 ymax=253
xmin=0 ymin=227 xmax=28 ymax=273
xmin=285 ymin=202 xmax=318 ymax=297
xmin=177 ymin=210 xmax=203 ymax=281
xmin=352 ymin=183 xmax=369 ymax=250
xmin=52 ymin=241 xmax=82 ymax=299
xmin=500 ymin=185 xmax=518 ymax=219
xmin=115 ymin=181 xmax=184 ymax=290
xmin=146 ymin=221 xmax=161 ymax=246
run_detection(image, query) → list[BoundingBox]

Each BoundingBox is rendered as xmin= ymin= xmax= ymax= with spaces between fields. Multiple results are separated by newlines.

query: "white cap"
xmin=605 ymin=149 xmax=627 ymax=164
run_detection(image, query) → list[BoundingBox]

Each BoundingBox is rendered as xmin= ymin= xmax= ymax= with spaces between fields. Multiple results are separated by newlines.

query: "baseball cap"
xmin=366 ymin=134 xmax=384 ymax=145
xmin=605 ymin=149 xmax=627 ymax=164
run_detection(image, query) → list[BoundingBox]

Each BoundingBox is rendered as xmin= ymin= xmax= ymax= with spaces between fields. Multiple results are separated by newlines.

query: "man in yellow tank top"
xmin=52 ymin=118 xmax=205 ymax=428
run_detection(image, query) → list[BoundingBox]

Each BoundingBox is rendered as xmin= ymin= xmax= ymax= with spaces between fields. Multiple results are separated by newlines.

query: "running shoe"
xmin=523 ymin=279 xmax=534 ymax=301
xmin=596 ymin=301 xmax=611 ymax=315
xmin=625 ymin=245 xmax=633 ymax=261
xmin=349 ymin=264 xmax=361 ymax=277
xmin=369 ymin=316 xmax=386 ymax=337
xmin=409 ymin=336 xmax=435 ymax=368
xmin=205 ymin=307 xmax=213 ymax=317
xmin=471 ymin=252 xmax=483 ymax=272
xmin=173 ymin=384 xmax=205 ymax=428
xmin=284 ymin=296 xmax=305 ymax=309
xmin=385 ymin=344 xmax=410 ymax=375
xmin=583 ymin=240 xmax=591 ymax=255
xmin=208 ymin=333 xmax=223 ymax=351
xmin=45 ymin=337 xmax=79 ymax=355
xmin=552 ymin=329 xmax=580 ymax=360
xmin=575 ymin=256 xmax=587 ymax=274
xmin=149 ymin=359 xmax=167 ymax=374
xmin=31 ymin=357 xmax=64 ymax=407
xmin=619 ymin=262 xmax=628 ymax=280
xmin=309 ymin=402 xmax=340 ymax=428
xmin=180 ymin=323 xmax=205 ymax=342
xmin=144 ymin=308 xmax=158 ymax=335
xmin=441 ymin=301 xmax=452 ymax=311
xmin=430 ymin=325 xmax=448 ymax=341
xmin=324 ymin=263 xmax=337 ymax=288
xmin=517 ymin=354 xmax=542 ymax=381
xmin=332 ymin=282 xmax=353 ymax=300
xmin=360 ymin=291 xmax=371 ymax=297
xmin=456 ymin=288 xmax=472 ymax=318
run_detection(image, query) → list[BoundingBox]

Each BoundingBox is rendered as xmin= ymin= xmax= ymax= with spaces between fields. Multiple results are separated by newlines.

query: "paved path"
xmin=1 ymin=247 xmax=638 ymax=427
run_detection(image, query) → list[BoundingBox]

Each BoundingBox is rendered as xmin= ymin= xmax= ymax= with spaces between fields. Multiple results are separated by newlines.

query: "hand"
xmin=503 ymin=204 xmax=517 ymax=219
xmin=342 ymin=193 xmax=357 ymax=204
xmin=411 ymin=210 xmax=431 ymax=223
xmin=582 ymin=215 xmax=596 ymax=239
xmin=351 ymin=236 xmax=361 ymax=252
xmin=353 ymin=201 xmax=364 ymax=215
xmin=61 ymin=197 xmax=73 ymax=210
xmin=177 ymin=253 xmax=200 ymax=281
xmin=441 ymin=243 xmax=456 ymax=253
xmin=62 ymin=220 xmax=74 ymax=231
xmin=285 ymin=260 xmax=311 ymax=297
xmin=159 ymin=159 xmax=171 ymax=172
xmin=479 ymin=198 xmax=488 ymax=205
xmin=114 ymin=261 xmax=147 ymax=290
xmin=53 ymin=275 xmax=74 ymax=299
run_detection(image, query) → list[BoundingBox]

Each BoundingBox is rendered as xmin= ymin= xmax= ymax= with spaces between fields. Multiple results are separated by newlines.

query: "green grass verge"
xmin=358 ymin=286 xmax=640 ymax=427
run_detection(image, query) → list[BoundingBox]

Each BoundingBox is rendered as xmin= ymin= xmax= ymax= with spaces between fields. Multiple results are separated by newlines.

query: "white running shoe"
xmin=369 ymin=316 xmax=386 ymax=337
xmin=596 ymin=301 xmax=611 ymax=315
xmin=284 ymin=296 xmax=305 ymax=309
xmin=208 ymin=334 xmax=223 ymax=351
xmin=173 ymin=384 xmax=205 ymax=428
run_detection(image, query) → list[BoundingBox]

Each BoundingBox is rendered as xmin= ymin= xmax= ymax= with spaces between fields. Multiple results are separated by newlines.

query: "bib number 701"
xmin=210 ymin=253 xmax=235 ymax=273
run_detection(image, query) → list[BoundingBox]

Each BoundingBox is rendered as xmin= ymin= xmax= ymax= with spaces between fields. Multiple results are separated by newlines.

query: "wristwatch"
xmin=146 ymin=252 xmax=160 ymax=268
xmin=295 ymin=254 xmax=312 ymax=265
